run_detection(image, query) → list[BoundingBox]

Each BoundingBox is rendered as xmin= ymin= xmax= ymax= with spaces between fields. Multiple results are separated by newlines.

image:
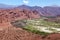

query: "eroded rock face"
xmin=0 ymin=9 xmax=40 ymax=23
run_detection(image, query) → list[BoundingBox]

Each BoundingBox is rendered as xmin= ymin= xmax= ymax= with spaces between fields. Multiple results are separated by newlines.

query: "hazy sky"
xmin=0 ymin=0 xmax=60 ymax=6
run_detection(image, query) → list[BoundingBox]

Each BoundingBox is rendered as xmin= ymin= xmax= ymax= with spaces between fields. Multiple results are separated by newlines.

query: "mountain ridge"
xmin=0 ymin=4 xmax=60 ymax=16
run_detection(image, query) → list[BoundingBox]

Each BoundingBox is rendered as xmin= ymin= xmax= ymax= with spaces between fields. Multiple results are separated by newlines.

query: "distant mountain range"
xmin=16 ymin=5 xmax=60 ymax=16
xmin=0 ymin=4 xmax=60 ymax=16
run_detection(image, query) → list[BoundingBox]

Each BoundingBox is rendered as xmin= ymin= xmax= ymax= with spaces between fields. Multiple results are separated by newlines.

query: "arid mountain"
xmin=43 ymin=6 xmax=60 ymax=16
xmin=17 ymin=5 xmax=31 ymax=9
xmin=17 ymin=5 xmax=60 ymax=16
xmin=0 ymin=8 xmax=40 ymax=23
xmin=0 ymin=4 xmax=60 ymax=16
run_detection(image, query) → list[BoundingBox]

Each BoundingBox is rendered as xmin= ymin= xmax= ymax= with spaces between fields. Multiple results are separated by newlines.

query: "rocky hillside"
xmin=0 ymin=27 xmax=42 ymax=40
xmin=0 ymin=8 xmax=40 ymax=29
xmin=0 ymin=8 xmax=40 ymax=23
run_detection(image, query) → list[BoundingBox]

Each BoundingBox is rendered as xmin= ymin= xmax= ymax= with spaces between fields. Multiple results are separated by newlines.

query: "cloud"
xmin=23 ymin=0 xmax=29 ymax=4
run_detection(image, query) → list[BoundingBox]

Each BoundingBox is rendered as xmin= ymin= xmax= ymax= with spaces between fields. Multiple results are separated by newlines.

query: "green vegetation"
xmin=39 ymin=19 xmax=60 ymax=28
xmin=11 ymin=18 xmax=60 ymax=35
xmin=23 ymin=25 xmax=49 ymax=35
xmin=26 ymin=19 xmax=60 ymax=28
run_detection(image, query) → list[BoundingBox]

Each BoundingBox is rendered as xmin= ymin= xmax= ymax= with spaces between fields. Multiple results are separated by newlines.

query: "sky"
xmin=0 ymin=0 xmax=60 ymax=7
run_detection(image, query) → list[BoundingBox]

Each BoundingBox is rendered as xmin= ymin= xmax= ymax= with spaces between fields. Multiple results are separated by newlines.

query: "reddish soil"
xmin=44 ymin=33 xmax=60 ymax=40
xmin=0 ymin=27 xmax=42 ymax=40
